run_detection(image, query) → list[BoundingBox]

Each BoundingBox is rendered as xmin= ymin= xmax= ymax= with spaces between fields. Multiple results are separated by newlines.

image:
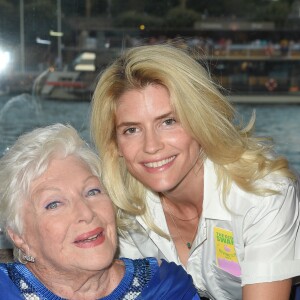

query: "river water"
xmin=0 ymin=93 xmax=299 ymax=174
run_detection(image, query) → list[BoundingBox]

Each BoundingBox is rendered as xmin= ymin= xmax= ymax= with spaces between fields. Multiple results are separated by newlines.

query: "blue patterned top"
xmin=0 ymin=258 xmax=200 ymax=299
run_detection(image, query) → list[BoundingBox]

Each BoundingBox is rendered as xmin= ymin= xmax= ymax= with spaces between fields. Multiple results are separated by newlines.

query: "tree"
xmin=179 ymin=0 xmax=187 ymax=9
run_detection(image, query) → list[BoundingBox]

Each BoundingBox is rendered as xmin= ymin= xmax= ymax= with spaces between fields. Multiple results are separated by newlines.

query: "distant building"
xmin=286 ymin=0 xmax=300 ymax=29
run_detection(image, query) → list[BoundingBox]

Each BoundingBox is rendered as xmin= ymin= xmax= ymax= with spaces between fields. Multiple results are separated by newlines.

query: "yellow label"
xmin=214 ymin=227 xmax=241 ymax=276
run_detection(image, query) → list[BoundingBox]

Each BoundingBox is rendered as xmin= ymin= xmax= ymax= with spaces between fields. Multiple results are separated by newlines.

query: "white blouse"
xmin=118 ymin=159 xmax=300 ymax=300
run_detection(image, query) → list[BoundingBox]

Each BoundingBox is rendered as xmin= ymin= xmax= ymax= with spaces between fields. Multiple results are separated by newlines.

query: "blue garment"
xmin=292 ymin=285 xmax=300 ymax=300
xmin=0 ymin=258 xmax=200 ymax=299
xmin=0 ymin=264 xmax=22 ymax=299
xmin=139 ymin=259 xmax=200 ymax=300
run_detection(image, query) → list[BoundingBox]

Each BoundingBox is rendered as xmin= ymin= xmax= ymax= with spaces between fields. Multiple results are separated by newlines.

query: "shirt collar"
xmin=140 ymin=159 xmax=232 ymax=225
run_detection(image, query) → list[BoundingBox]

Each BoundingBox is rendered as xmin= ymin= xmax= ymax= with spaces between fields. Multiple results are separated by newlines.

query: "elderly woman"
xmin=0 ymin=123 xmax=200 ymax=299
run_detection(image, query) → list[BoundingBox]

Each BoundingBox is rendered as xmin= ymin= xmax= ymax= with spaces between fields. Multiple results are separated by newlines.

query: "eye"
xmin=86 ymin=188 xmax=101 ymax=197
xmin=123 ymin=127 xmax=138 ymax=135
xmin=163 ymin=118 xmax=176 ymax=126
xmin=45 ymin=201 xmax=61 ymax=210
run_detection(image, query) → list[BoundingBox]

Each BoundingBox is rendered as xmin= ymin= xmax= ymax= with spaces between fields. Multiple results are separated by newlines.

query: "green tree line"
xmin=0 ymin=0 xmax=296 ymax=45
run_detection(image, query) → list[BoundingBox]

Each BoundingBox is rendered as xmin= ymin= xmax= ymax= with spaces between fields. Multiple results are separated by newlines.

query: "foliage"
xmin=165 ymin=7 xmax=200 ymax=28
xmin=0 ymin=0 xmax=297 ymax=43
xmin=144 ymin=0 xmax=178 ymax=17
xmin=61 ymin=0 xmax=108 ymax=17
xmin=254 ymin=1 xmax=291 ymax=26
xmin=114 ymin=10 xmax=163 ymax=28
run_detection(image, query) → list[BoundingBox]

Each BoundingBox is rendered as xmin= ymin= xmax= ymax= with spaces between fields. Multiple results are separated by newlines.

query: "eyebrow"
xmin=33 ymin=175 xmax=99 ymax=196
xmin=116 ymin=112 xmax=174 ymax=129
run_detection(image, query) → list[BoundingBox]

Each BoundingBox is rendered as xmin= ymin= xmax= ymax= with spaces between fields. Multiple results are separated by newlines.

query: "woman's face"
xmin=15 ymin=155 xmax=117 ymax=274
xmin=115 ymin=84 xmax=201 ymax=194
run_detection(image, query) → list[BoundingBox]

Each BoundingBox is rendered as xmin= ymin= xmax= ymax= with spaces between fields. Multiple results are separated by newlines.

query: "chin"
xmin=146 ymin=183 xmax=176 ymax=193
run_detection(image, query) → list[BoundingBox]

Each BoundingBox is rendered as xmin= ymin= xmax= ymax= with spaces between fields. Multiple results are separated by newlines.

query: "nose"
xmin=143 ymin=128 xmax=164 ymax=154
xmin=75 ymin=198 xmax=95 ymax=224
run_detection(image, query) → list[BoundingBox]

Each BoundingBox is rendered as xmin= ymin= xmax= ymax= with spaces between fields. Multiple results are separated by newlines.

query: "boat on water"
xmin=34 ymin=51 xmax=116 ymax=101
xmin=34 ymin=45 xmax=300 ymax=103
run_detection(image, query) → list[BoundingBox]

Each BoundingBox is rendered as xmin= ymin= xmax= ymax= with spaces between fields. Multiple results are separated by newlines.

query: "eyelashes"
xmin=44 ymin=188 xmax=102 ymax=210
xmin=86 ymin=188 xmax=101 ymax=196
xmin=45 ymin=201 xmax=61 ymax=210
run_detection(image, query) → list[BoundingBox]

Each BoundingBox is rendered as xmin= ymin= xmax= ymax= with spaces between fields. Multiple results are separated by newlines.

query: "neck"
xmin=161 ymin=166 xmax=204 ymax=214
xmin=162 ymin=162 xmax=204 ymax=207
xmin=161 ymin=198 xmax=202 ymax=224
xmin=26 ymin=259 xmax=124 ymax=299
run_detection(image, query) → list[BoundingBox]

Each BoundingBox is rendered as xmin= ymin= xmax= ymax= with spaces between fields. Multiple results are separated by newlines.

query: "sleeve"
xmin=139 ymin=260 xmax=200 ymax=300
xmin=240 ymin=179 xmax=300 ymax=285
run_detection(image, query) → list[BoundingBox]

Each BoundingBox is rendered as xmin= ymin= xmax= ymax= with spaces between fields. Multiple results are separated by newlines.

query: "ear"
xmin=7 ymin=228 xmax=28 ymax=252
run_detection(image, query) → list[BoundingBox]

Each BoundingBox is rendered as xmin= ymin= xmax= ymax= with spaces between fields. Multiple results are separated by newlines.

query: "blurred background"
xmin=1 ymin=0 xmax=300 ymax=95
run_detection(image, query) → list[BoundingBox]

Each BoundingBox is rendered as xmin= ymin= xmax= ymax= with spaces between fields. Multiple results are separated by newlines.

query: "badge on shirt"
xmin=214 ymin=227 xmax=241 ymax=277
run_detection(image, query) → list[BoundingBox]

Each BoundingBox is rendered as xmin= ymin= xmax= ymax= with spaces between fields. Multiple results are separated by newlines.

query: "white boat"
xmin=34 ymin=52 xmax=104 ymax=101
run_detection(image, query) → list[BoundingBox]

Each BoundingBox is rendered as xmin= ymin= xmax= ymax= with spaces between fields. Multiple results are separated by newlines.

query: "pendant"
xmin=187 ymin=242 xmax=192 ymax=249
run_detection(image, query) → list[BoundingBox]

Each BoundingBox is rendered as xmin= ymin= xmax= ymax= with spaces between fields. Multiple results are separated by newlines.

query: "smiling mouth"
xmin=144 ymin=156 xmax=176 ymax=168
xmin=74 ymin=232 xmax=103 ymax=244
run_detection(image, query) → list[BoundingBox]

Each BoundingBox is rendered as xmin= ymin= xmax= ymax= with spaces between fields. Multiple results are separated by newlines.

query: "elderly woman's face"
xmin=17 ymin=155 xmax=117 ymax=273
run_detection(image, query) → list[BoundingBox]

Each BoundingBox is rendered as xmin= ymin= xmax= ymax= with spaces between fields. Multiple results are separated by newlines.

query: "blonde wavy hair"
xmin=90 ymin=43 xmax=295 ymax=234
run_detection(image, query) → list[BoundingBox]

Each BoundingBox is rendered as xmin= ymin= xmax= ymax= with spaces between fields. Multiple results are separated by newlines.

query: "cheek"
xmin=105 ymin=204 xmax=117 ymax=229
xmin=40 ymin=219 xmax=68 ymax=243
xmin=118 ymin=143 xmax=137 ymax=162
xmin=116 ymin=136 xmax=129 ymax=157
xmin=95 ymin=199 xmax=116 ymax=221
xmin=117 ymin=141 xmax=124 ymax=157
xmin=23 ymin=220 xmax=62 ymax=255
xmin=117 ymin=134 xmax=141 ymax=155
xmin=190 ymin=139 xmax=201 ymax=153
xmin=106 ymin=205 xmax=117 ymax=225
xmin=180 ymin=135 xmax=200 ymax=151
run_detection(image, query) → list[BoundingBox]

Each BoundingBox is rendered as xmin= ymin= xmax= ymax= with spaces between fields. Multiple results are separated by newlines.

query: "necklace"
xmin=163 ymin=199 xmax=199 ymax=250
xmin=166 ymin=206 xmax=199 ymax=222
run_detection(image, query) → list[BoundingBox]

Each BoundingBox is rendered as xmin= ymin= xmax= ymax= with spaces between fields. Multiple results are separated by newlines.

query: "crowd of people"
xmin=120 ymin=34 xmax=300 ymax=58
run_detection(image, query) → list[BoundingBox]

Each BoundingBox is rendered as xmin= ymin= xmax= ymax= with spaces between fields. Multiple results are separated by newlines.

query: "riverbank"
xmin=228 ymin=94 xmax=300 ymax=104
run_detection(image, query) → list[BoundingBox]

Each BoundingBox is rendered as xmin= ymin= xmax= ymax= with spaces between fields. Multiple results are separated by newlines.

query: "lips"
xmin=74 ymin=227 xmax=104 ymax=248
xmin=144 ymin=155 xmax=176 ymax=168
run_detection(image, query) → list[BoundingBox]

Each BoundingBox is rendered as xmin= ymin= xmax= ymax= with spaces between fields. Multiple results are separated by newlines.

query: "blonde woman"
xmin=91 ymin=44 xmax=300 ymax=300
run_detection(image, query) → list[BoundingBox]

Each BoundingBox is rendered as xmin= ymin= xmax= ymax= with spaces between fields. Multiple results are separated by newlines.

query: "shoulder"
xmin=138 ymin=259 xmax=199 ymax=300
xmin=0 ymin=263 xmax=23 ymax=299
xmin=228 ymin=173 xmax=299 ymax=214
xmin=120 ymin=257 xmax=159 ymax=277
xmin=159 ymin=259 xmax=191 ymax=279
xmin=125 ymin=257 xmax=159 ymax=269
xmin=224 ymin=173 xmax=300 ymax=248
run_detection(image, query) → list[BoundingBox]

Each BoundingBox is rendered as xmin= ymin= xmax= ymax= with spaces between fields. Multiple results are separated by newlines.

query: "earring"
xmin=23 ymin=253 xmax=35 ymax=263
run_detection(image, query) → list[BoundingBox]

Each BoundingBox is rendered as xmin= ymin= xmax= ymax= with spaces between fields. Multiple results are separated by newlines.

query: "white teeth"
xmin=75 ymin=233 xmax=101 ymax=244
xmin=85 ymin=233 xmax=100 ymax=242
xmin=144 ymin=156 xmax=175 ymax=168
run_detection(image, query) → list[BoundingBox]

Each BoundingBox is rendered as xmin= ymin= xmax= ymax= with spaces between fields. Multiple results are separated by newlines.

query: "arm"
xmin=243 ymin=279 xmax=292 ymax=300
xmin=239 ymin=180 xmax=300 ymax=286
